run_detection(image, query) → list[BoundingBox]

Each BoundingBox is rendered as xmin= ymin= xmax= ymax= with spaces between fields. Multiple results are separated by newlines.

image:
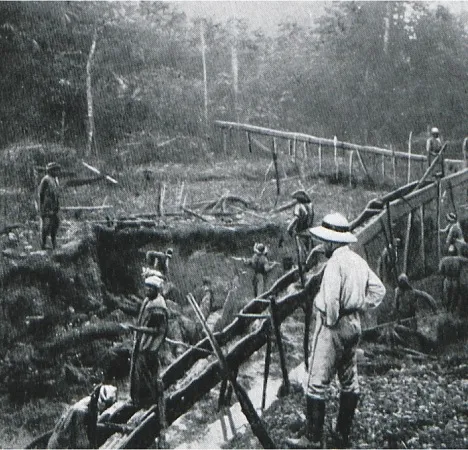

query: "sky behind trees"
xmin=173 ymin=1 xmax=468 ymax=33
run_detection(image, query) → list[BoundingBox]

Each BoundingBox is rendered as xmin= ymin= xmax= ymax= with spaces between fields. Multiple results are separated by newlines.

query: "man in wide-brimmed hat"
xmin=144 ymin=247 xmax=174 ymax=280
xmin=287 ymin=189 xmax=315 ymax=261
xmin=243 ymin=242 xmax=280 ymax=297
xmin=286 ymin=212 xmax=385 ymax=449
xmin=37 ymin=162 xmax=61 ymax=249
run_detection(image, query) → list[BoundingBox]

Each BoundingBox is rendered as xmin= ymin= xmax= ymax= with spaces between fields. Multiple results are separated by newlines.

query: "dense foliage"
xmin=1 ymin=1 xmax=467 ymax=155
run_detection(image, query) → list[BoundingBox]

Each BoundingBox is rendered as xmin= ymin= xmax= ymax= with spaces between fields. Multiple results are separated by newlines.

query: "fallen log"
xmin=82 ymin=161 xmax=118 ymax=184
xmin=181 ymin=206 xmax=211 ymax=223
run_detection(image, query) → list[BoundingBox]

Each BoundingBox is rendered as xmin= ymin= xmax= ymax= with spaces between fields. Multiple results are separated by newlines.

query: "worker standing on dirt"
xmin=376 ymin=237 xmax=402 ymax=284
xmin=393 ymin=273 xmax=437 ymax=330
xmin=47 ymin=384 xmax=123 ymax=449
xmin=144 ymin=248 xmax=173 ymax=280
xmin=199 ymin=276 xmax=214 ymax=320
xmin=426 ymin=127 xmax=444 ymax=176
xmin=37 ymin=161 xmax=61 ymax=250
xmin=439 ymin=255 xmax=468 ymax=313
xmin=442 ymin=212 xmax=465 ymax=255
xmin=286 ymin=213 xmax=386 ymax=449
xmin=287 ymin=190 xmax=315 ymax=259
xmin=242 ymin=243 xmax=280 ymax=297
xmin=122 ymin=274 xmax=168 ymax=407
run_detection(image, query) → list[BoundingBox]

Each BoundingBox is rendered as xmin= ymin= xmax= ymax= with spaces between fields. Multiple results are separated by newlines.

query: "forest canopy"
xmin=0 ymin=1 xmax=467 ymax=155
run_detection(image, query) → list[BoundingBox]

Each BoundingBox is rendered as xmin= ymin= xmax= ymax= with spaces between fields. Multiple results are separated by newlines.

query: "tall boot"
xmin=285 ymin=396 xmax=325 ymax=449
xmin=335 ymin=392 xmax=360 ymax=448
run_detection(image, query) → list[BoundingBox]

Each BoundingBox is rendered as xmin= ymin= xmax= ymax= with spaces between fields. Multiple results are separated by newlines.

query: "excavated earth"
xmin=0 ymin=190 xmax=467 ymax=448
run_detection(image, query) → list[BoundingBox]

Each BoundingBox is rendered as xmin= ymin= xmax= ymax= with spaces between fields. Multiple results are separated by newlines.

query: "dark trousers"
xmin=40 ymin=214 xmax=60 ymax=249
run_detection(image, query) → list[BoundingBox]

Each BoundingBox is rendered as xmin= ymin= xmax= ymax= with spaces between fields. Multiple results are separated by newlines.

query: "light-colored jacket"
xmin=314 ymin=245 xmax=386 ymax=327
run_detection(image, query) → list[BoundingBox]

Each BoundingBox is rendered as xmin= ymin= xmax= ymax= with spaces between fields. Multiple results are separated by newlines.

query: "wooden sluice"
xmin=27 ymin=166 xmax=468 ymax=449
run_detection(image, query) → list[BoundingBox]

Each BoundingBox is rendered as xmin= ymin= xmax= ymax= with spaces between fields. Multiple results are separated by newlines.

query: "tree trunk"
xmin=86 ymin=29 xmax=97 ymax=156
xmin=200 ymin=21 xmax=208 ymax=128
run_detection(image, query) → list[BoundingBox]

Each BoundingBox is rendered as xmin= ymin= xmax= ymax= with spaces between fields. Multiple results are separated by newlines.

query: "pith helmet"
xmin=431 ymin=127 xmax=439 ymax=135
xmin=309 ymin=212 xmax=357 ymax=244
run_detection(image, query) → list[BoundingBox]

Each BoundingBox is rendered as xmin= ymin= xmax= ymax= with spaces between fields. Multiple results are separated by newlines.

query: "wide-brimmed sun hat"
xmin=431 ymin=127 xmax=439 ymax=135
xmin=309 ymin=212 xmax=357 ymax=243
xmin=46 ymin=162 xmax=61 ymax=172
xmin=291 ymin=190 xmax=311 ymax=204
xmin=254 ymin=242 xmax=268 ymax=255
xmin=145 ymin=274 xmax=164 ymax=288
xmin=446 ymin=212 xmax=457 ymax=222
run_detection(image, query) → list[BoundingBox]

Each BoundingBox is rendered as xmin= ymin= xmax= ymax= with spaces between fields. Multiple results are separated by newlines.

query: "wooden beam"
xmin=214 ymin=120 xmax=450 ymax=163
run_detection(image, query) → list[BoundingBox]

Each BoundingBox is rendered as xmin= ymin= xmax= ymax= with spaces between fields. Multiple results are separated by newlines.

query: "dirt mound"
xmin=0 ymin=142 xmax=78 ymax=189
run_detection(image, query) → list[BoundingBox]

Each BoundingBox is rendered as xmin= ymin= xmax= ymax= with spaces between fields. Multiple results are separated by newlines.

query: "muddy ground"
xmin=0 ymin=156 xmax=467 ymax=448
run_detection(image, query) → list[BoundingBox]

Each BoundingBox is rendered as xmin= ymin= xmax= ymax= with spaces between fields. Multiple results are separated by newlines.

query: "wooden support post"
xmin=436 ymin=177 xmax=442 ymax=261
xmin=247 ymin=131 xmax=252 ymax=153
xmin=223 ymin=129 xmax=227 ymax=155
xmin=269 ymin=297 xmax=290 ymax=395
xmin=356 ymin=149 xmax=374 ymax=185
xmin=318 ymin=142 xmax=322 ymax=173
xmin=391 ymin=145 xmax=397 ymax=186
xmin=272 ymin=137 xmax=281 ymax=200
xmin=420 ymin=204 xmax=426 ymax=273
xmin=177 ymin=181 xmax=185 ymax=207
xmin=293 ymin=138 xmax=297 ymax=163
xmin=407 ymin=131 xmax=413 ymax=183
xmin=303 ymin=141 xmax=308 ymax=161
xmin=348 ymin=150 xmax=354 ymax=187
xmin=382 ymin=155 xmax=385 ymax=178
xmin=403 ymin=211 xmax=413 ymax=274
xmin=261 ymin=329 xmax=272 ymax=411
xmin=334 ymin=135 xmax=339 ymax=179
xmin=288 ymin=139 xmax=293 ymax=156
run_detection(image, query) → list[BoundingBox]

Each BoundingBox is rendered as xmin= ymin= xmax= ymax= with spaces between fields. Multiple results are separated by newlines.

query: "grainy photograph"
xmin=0 ymin=1 xmax=467 ymax=448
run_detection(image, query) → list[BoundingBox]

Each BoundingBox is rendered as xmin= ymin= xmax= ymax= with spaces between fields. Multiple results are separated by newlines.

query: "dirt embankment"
xmin=0 ymin=220 xmax=284 ymax=403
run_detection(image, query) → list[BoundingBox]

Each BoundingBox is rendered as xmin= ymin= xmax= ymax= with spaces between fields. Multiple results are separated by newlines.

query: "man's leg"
xmin=336 ymin=321 xmax=361 ymax=449
xmin=40 ymin=216 xmax=49 ymax=249
xmin=50 ymin=214 xmax=60 ymax=249
xmin=286 ymin=314 xmax=334 ymax=448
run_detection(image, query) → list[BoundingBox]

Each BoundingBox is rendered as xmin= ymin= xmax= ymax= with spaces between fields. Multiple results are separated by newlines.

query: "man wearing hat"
xmin=286 ymin=213 xmax=385 ymax=449
xmin=144 ymin=248 xmax=173 ymax=280
xmin=243 ymin=243 xmax=280 ymax=297
xmin=426 ymin=127 xmax=444 ymax=176
xmin=288 ymin=189 xmax=315 ymax=260
xmin=46 ymin=384 xmax=125 ymax=449
xmin=443 ymin=212 xmax=465 ymax=255
xmin=37 ymin=162 xmax=61 ymax=249
xmin=121 ymin=274 xmax=168 ymax=407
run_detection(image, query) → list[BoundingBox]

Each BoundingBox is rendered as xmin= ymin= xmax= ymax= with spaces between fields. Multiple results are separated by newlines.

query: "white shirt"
xmin=314 ymin=246 xmax=386 ymax=327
